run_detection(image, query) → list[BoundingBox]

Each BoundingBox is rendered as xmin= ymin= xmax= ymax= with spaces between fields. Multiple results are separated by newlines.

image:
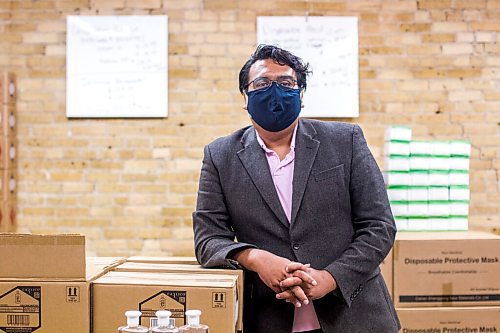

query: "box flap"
xmin=86 ymin=257 xmax=127 ymax=281
xmin=126 ymin=256 xmax=199 ymax=264
xmin=396 ymin=230 xmax=500 ymax=241
xmin=94 ymin=271 xmax=237 ymax=288
xmin=116 ymin=262 xmax=204 ymax=271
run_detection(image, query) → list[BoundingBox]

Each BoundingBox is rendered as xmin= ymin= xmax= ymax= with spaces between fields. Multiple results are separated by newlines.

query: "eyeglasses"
xmin=245 ymin=76 xmax=298 ymax=91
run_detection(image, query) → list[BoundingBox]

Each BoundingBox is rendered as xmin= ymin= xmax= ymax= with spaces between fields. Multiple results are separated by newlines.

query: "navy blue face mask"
xmin=247 ymin=82 xmax=301 ymax=132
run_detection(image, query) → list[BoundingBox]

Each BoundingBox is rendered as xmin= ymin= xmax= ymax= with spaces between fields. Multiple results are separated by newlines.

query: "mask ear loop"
xmin=242 ymin=89 xmax=248 ymax=110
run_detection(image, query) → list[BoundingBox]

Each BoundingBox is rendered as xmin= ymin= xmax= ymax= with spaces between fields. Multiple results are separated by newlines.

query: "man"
xmin=193 ymin=44 xmax=400 ymax=333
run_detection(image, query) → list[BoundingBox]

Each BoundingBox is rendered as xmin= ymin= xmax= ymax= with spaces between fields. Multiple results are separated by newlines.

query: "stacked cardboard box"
xmin=0 ymin=235 xmax=243 ymax=332
xmin=384 ymin=126 xmax=471 ymax=231
xmin=93 ymin=271 xmax=239 ymax=333
xmin=0 ymin=234 xmax=125 ymax=333
xmin=92 ymin=257 xmax=243 ymax=332
xmin=393 ymin=231 xmax=500 ymax=332
xmin=0 ymin=72 xmax=17 ymax=233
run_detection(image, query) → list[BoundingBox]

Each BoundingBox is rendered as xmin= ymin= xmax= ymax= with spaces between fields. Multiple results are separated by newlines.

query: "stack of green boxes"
xmin=383 ymin=126 xmax=470 ymax=231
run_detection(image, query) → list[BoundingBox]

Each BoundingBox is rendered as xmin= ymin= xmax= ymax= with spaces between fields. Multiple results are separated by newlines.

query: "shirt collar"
xmin=255 ymin=124 xmax=298 ymax=153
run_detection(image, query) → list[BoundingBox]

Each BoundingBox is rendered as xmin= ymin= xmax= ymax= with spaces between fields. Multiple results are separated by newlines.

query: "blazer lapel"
xmin=291 ymin=120 xmax=320 ymax=224
xmin=237 ymin=128 xmax=290 ymax=227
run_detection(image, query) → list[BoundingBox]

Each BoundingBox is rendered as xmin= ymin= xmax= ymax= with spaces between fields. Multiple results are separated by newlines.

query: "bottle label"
xmin=0 ymin=286 xmax=42 ymax=333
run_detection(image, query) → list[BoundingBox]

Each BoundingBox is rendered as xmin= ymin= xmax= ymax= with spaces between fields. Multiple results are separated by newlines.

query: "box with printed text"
xmin=92 ymin=271 xmax=239 ymax=333
xmin=115 ymin=261 xmax=244 ymax=332
xmin=0 ymin=257 xmax=124 ymax=333
xmin=393 ymin=231 xmax=500 ymax=308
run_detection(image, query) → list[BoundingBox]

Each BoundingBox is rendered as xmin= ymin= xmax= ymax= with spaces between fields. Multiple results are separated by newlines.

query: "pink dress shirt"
xmin=255 ymin=128 xmax=321 ymax=332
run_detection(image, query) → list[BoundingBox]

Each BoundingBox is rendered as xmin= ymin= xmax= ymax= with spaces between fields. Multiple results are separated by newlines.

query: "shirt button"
xmin=293 ymin=244 xmax=300 ymax=250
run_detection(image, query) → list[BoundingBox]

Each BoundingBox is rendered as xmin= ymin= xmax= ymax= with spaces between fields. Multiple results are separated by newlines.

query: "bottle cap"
xmin=155 ymin=310 xmax=172 ymax=327
xmin=125 ymin=310 xmax=142 ymax=327
xmin=185 ymin=309 xmax=201 ymax=326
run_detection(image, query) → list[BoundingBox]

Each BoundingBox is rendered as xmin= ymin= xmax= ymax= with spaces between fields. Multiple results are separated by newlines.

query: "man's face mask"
xmin=247 ymin=81 xmax=301 ymax=132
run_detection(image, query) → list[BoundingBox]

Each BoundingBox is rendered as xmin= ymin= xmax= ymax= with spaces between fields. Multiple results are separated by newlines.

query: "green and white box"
xmin=450 ymin=200 xmax=469 ymax=216
xmin=387 ymin=186 xmax=408 ymax=201
xmin=408 ymin=187 xmax=428 ymax=201
xmin=449 ymin=215 xmax=468 ymax=230
xmin=410 ymin=141 xmax=432 ymax=156
xmin=407 ymin=201 xmax=428 ymax=216
xmin=450 ymin=140 xmax=471 ymax=157
xmin=390 ymin=201 xmax=408 ymax=217
xmin=449 ymin=170 xmax=469 ymax=186
xmin=385 ymin=125 xmax=412 ymax=142
xmin=449 ymin=185 xmax=470 ymax=201
xmin=428 ymin=186 xmax=449 ymax=201
xmin=410 ymin=155 xmax=430 ymax=171
xmin=394 ymin=216 xmax=408 ymax=230
xmin=410 ymin=170 xmax=429 ymax=186
xmin=428 ymin=170 xmax=449 ymax=186
xmin=385 ymin=141 xmax=410 ymax=156
xmin=407 ymin=216 xmax=430 ymax=231
xmin=431 ymin=141 xmax=451 ymax=157
xmin=384 ymin=171 xmax=410 ymax=186
xmin=429 ymin=156 xmax=450 ymax=171
xmin=428 ymin=201 xmax=451 ymax=217
xmin=427 ymin=217 xmax=450 ymax=231
xmin=384 ymin=156 xmax=410 ymax=171
xmin=449 ymin=156 xmax=469 ymax=171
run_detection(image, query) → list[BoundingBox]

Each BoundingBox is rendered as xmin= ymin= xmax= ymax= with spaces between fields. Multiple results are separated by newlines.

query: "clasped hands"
xmin=233 ymin=249 xmax=337 ymax=308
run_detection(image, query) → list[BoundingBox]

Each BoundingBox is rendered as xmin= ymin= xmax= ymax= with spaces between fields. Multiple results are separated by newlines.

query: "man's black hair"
xmin=238 ymin=44 xmax=311 ymax=94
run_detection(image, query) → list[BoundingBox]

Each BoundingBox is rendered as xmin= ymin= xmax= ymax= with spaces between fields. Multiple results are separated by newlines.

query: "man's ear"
xmin=300 ymin=90 xmax=304 ymax=108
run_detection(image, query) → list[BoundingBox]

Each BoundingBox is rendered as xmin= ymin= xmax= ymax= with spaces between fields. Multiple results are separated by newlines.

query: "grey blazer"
xmin=193 ymin=119 xmax=400 ymax=333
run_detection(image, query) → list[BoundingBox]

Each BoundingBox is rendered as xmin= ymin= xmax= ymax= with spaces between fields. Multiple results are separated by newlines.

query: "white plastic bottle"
xmin=118 ymin=310 xmax=149 ymax=333
xmin=150 ymin=310 xmax=179 ymax=333
xmin=178 ymin=310 xmax=209 ymax=333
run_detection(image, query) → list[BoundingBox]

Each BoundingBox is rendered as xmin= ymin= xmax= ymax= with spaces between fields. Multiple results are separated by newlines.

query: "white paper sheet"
xmin=257 ymin=16 xmax=359 ymax=118
xmin=66 ymin=15 xmax=168 ymax=118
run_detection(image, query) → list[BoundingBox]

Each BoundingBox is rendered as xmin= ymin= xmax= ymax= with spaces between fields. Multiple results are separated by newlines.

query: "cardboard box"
xmin=92 ymin=271 xmax=238 ymax=333
xmin=0 ymin=280 xmax=90 ymax=333
xmin=0 ymin=72 xmax=16 ymax=105
xmin=0 ymin=201 xmax=16 ymax=233
xmin=0 ymin=257 xmax=122 ymax=333
xmin=380 ymin=249 xmax=393 ymax=299
xmin=0 ymin=137 xmax=16 ymax=170
xmin=127 ymin=256 xmax=199 ymax=265
xmin=0 ymin=234 xmax=86 ymax=280
xmin=394 ymin=231 xmax=500 ymax=308
xmin=1 ymin=169 xmax=16 ymax=200
xmin=1 ymin=104 xmax=16 ymax=137
xmin=397 ymin=307 xmax=500 ymax=332
xmin=115 ymin=261 xmax=244 ymax=332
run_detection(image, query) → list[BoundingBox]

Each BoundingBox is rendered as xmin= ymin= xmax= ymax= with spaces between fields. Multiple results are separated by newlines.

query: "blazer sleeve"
xmin=192 ymin=144 xmax=256 ymax=269
xmin=324 ymin=124 xmax=397 ymax=307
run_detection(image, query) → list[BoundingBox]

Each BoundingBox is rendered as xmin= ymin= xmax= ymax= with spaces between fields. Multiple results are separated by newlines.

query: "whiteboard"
xmin=257 ymin=16 xmax=359 ymax=118
xmin=66 ymin=16 xmax=168 ymax=118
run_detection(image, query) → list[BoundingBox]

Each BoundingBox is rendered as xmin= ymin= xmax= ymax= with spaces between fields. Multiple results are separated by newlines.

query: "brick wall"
xmin=0 ymin=0 xmax=498 ymax=256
